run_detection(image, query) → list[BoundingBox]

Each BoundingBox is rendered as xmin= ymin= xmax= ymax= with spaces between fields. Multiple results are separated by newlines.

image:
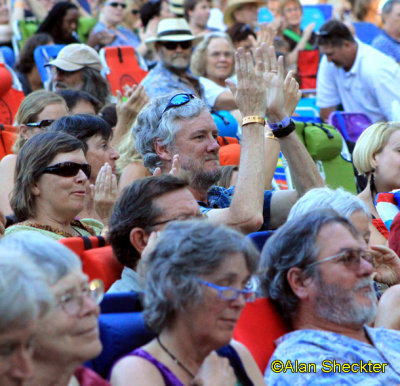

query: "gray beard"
xmin=190 ymin=168 xmax=222 ymax=192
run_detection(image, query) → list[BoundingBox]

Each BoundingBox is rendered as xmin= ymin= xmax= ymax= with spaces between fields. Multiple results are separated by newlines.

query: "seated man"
xmin=316 ymin=20 xmax=400 ymax=123
xmin=46 ymin=44 xmax=111 ymax=106
xmin=260 ymin=210 xmax=400 ymax=384
xmin=108 ymin=175 xmax=201 ymax=293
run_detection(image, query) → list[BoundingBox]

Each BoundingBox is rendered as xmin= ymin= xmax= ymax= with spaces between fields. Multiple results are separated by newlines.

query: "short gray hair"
xmin=143 ymin=220 xmax=259 ymax=332
xmin=133 ymin=93 xmax=207 ymax=171
xmin=287 ymin=187 xmax=370 ymax=221
xmin=259 ymin=210 xmax=359 ymax=325
xmin=0 ymin=248 xmax=53 ymax=331
xmin=0 ymin=232 xmax=81 ymax=285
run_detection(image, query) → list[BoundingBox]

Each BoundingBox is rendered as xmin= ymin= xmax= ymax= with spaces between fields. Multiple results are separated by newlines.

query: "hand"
xmin=284 ymin=70 xmax=302 ymax=116
xmin=226 ymin=46 xmax=266 ymax=118
xmin=249 ymin=22 xmax=276 ymax=51
xmin=87 ymin=29 xmax=116 ymax=47
xmin=371 ymin=245 xmax=400 ymax=286
xmin=94 ymin=163 xmax=118 ymax=226
xmin=138 ymin=230 xmax=161 ymax=276
xmin=191 ymin=352 xmax=236 ymax=386
xmin=153 ymin=154 xmax=181 ymax=177
xmin=0 ymin=210 xmax=5 ymax=237
xmin=302 ymin=22 xmax=315 ymax=41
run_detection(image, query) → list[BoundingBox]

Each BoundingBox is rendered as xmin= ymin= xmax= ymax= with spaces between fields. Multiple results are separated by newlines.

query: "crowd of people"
xmin=2 ymin=0 xmax=400 ymax=384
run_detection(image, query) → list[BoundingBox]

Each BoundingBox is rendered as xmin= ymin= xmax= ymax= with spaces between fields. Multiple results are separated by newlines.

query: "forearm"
xmin=213 ymin=92 xmax=238 ymax=111
xmin=320 ymin=106 xmax=336 ymax=122
xmin=264 ymin=131 xmax=280 ymax=189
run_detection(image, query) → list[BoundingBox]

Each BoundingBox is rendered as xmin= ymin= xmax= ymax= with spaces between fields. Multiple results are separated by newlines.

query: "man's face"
xmin=384 ymin=3 xmax=400 ymax=35
xmin=282 ymin=1 xmax=302 ymax=28
xmin=51 ymin=67 xmax=84 ymax=91
xmin=232 ymin=3 xmax=259 ymax=28
xmin=157 ymin=40 xmax=193 ymax=73
xmin=309 ymin=222 xmax=377 ymax=328
xmin=170 ymin=109 xmax=221 ymax=191
xmin=319 ymin=42 xmax=354 ymax=71
xmin=190 ymin=0 xmax=211 ymax=28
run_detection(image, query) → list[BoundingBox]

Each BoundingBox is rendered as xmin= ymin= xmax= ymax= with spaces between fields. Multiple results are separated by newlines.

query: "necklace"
xmin=157 ymin=336 xmax=196 ymax=379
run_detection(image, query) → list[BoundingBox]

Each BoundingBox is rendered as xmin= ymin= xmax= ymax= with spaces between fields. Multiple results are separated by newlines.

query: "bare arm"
xmin=0 ymin=155 xmax=16 ymax=216
xmin=285 ymin=23 xmax=315 ymax=68
xmin=320 ymin=106 xmax=336 ymax=122
xmin=25 ymin=0 xmax=47 ymax=20
xmin=213 ymin=91 xmax=238 ymax=111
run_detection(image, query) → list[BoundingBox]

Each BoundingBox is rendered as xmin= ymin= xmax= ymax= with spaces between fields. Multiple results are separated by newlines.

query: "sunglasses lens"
xmin=180 ymin=41 xmax=191 ymax=49
xmin=131 ymin=9 xmax=139 ymax=14
xmin=43 ymin=162 xmax=91 ymax=179
xmin=82 ymin=164 xmax=91 ymax=179
xmin=169 ymin=94 xmax=190 ymax=107
xmin=163 ymin=41 xmax=191 ymax=50
xmin=109 ymin=2 xmax=126 ymax=8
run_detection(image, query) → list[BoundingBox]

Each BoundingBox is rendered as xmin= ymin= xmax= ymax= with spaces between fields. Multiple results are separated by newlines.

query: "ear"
xmin=129 ymin=227 xmax=150 ymax=255
xmin=371 ymin=152 xmax=379 ymax=170
xmin=19 ymin=124 xmax=30 ymax=140
xmin=286 ymin=267 xmax=314 ymax=301
xmin=31 ymin=182 xmax=41 ymax=197
xmin=154 ymin=139 xmax=173 ymax=162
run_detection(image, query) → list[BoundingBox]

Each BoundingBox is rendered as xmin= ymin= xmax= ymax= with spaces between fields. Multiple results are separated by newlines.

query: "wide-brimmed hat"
xmin=169 ymin=0 xmax=184 ymax=16
xmin=146 ymin=18 xmax=203 ymax=50
xmin=45 ymin=44 xmax=102 ymax=72
xmin=223 ymin=0 xmax=266 ymax=26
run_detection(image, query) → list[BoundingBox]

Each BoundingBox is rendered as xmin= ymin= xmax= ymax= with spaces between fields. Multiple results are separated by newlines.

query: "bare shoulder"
xmin=110 ymin=354 xmax=166 ymax=386
xmin=118 ymin=161 xmax=151 ymax=192
xmin=0 ymin=154 xmax=16 ymax=169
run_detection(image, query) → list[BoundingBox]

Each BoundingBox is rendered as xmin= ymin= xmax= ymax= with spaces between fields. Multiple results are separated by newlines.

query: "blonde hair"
xmin=13 ymin=90 xmax=67 ymax=154
xmin=353 ymin=122 xmax=400 ymax=176
xmin=117 ymin=130 xmax=143 ymax=172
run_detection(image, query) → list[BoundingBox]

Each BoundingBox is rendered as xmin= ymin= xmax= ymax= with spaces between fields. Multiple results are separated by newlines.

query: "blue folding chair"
xmin=328 ymin=111 xmax=372 ymax=143
xmin=247 ymin=231 xmax=274 ymax=252
xmin=258 ymin=7 xmax=274 ymax=24
xmin=34 ymin=44 xmax=65 ymax=85
xmin=353 ymin=22 xmax=382 ymax=45
xmin=301 ymin=4 xmax=333 ymax=31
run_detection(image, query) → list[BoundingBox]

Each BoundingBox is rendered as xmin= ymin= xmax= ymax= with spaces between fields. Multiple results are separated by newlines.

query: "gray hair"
xmin=143 ymin=220 xmax=259 ymax=332
xmin=133 ymin=93 xmax=207 ymax=171
xmin=0 ymin=232 xmax=81 ymax=285
xmin=259 ymin=210 xmax=359 ymax=325
xmin=287 ymin=187 xmax=370 ymax=221
xmin=0 ymin=248 xmax=54 ymax=331
xmin=382 ymin=0 xmax=400 ymax=15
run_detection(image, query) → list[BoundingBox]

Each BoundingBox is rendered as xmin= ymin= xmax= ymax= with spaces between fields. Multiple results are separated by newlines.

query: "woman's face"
xmin=123 ymin=0 xmax=141 ymax=29
xmin=282 ymin=1 xmax=303 ymax=28
xmin=61 ymin=8 xmax=80 ymax=40
xmin=86 ymin=134 xmax=120 ymax=182
xmin=102 ymin=0 xmax=126 ymax=26
xmin=182 ymin=252 xmax=251 ymax=348
xmin=32 ymin=149 xmax=89 ymax=220
xmin=373 ymin=130 xmax=400 ymax=192
xmin=33 ymin=269 xmax=101 ymax=366
xmin=205 ymin=37 xmax=234 ymax=84
xmin=0 ymin=322 xmax=37 ymax=384
xmin=160 ymin=0 xmax=174 ymax=19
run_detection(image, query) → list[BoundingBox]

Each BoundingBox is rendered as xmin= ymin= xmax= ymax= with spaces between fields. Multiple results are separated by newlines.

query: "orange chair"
xmin=233 ymin=298 xmax=290 ymax=373
xmin=0 ymin=124 xmax=17 ymax=160
xmin=59 ymin=236 xmax=123 ymax=291
xmin=218 ymin=136 xmax=241 ymax=166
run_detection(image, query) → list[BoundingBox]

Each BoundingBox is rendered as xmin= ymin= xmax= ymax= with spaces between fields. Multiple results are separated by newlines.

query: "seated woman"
xmin=353 ymin=122 xmax=400 ymax=245
xmin=0 ymin=232 xmax=109 ymax=385
xmin=0 ymin=248 xmax=53 ymax=384
xmin=110 ymin=220 xmax=265 ymax=385
xmin=5 ymin=132 xmax=103 ymax=238
xmin=0 ymin=90 xmax=68 ymax=216
xmin=36 ymin=2 xmax=80 ymax=45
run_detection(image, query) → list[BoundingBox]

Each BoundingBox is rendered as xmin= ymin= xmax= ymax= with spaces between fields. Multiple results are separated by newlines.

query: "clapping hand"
xmin=371 ymin=244 xmax=400 ymax=286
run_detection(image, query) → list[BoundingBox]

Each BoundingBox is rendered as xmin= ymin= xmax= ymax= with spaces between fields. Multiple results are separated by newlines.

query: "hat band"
xmin=157 ymin=29 xmax=193 ymax=38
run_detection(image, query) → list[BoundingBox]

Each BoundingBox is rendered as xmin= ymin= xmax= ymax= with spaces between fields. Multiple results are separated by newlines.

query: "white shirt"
xmin=200 ymin=76 xmax=230 ymax=108
xmin=316 ymin=40 xmax=400 ymax=122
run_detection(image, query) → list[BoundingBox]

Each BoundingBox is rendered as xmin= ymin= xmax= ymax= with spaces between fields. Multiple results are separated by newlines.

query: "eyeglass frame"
xmin=56 ymin=279 xmax=104 ymax=316
xmin=196 ymin=278 xmax=257 ymax=302
xmin=104 ymin=1 xmax=127 ymax=8
xmin=38 ymin=161 xmax=92 ymax=179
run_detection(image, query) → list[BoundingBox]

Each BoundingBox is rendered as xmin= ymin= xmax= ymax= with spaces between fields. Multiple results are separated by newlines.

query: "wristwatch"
xmin=268 ymin=116 xmax=296 ymax=138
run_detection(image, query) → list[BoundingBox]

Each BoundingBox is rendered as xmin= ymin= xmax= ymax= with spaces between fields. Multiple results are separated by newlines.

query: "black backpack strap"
xmin=97 ymin=235 xmax=106 ymax=247
xmin=82 ymin=236 xmax=92 ymax=250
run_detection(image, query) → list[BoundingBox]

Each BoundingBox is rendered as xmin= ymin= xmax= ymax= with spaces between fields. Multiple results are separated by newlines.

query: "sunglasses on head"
xmin=39 ymin=162 xmax=91 ymax=179
xmin=161 ymin=40 xmax=192 ymax=50
xmin=105 ymin=1 xmax=127 ymax=8
xmin=25 ymin=119 xmax=55 ymax=128
xmin=161 ymin=93 xmax=195 ymax=115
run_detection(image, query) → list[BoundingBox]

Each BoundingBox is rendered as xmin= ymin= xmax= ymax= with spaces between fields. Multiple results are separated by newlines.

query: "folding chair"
xmin=12 ymin=18 xmax=40 ymax=57
xmin=297 ymin=49 xmax=320 ymax=91
xmin=353 ymin=22 xmax=382 ymax=45
xmin=34 ymin=44 xmax=65 ymax=85
xmin=301 ymin=4 xmax=333 ymax=31
xmin=327 ymin=111 xmax=372 ymax=143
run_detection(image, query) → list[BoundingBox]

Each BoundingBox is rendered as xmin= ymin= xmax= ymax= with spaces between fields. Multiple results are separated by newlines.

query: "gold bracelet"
xmin=265 ymin=132 xmax=278 ymax=141
xmin=242 ymin=115 xmax=265 ymax=126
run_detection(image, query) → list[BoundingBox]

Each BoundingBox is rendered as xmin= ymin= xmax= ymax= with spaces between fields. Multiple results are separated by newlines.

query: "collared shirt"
xmin=265 ymin=326 xmax=400 ymax=385
xmin=316 ymin=40 xmax=400 ymax=122
xmin=198 ymin=186 xmax=273 ymax=230
xmin=93 ymin=22 xmax=140 ymax=48
xmin=140 ymin=61 xmax=205 ymax=100
xmin=107 ymin=266 xmax=144 ymax=294
xmin=372 ymin=30 xmax=400 ymax=63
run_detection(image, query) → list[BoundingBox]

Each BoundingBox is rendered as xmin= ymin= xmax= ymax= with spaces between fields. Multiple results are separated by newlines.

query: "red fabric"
xmin=233 ymin=298 xmax=290 ymax=373
xmin=0 ymin=125 xmax=17 ymax=160
xmin=372 ymin=218 xmax=389 ymax=240
xmin=297 ymin=50 xmax=319 ymax=89
xmin=74 ymin=366 xmax=110 ymax=385
xmin=217 ymin=136 xmax=241 ymax=166
xmin=389 ymin=211 xmax=400 ymax=256
xmin=59 ymin=237 xmax=123 ymax=291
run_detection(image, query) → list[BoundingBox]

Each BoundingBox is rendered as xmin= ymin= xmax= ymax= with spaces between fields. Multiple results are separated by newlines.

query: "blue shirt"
xmin=198 ymin=186 xmax=272 ymax=230
xmin=93 ymin=22 xmax=140 ymax=48
xmin=372 ymin=30 xmax=400 ymax=63
xmin=265 ymin=326 xmax=400 ymax=385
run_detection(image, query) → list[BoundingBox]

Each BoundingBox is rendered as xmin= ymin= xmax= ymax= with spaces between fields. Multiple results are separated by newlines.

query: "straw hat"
xmin=146 ymin=18 xmax=203 ymax=50
xmin=169 ymin=0 xmax=184 ymax=16
xmin=223 ymin=0 xmax=265 ymax=26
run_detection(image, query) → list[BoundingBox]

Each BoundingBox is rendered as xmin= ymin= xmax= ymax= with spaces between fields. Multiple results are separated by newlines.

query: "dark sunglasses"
xmin=39 ymin=162 xmax=91 ymax=179
xmin=161 ymin=40 xmax=192 ymax=50
xmin=131 ymin=9 xmax=139 ymax=14
xmin=25 ymin=119 xmax=55 ymax=128
xmin=162 ymin=93 xmax=195 ymax=115
xmin=106 ymin=1 xmax=127 ymax=8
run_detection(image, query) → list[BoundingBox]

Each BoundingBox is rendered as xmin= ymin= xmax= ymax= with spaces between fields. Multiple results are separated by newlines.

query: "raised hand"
xmin=153 ymin=154 xmax=181 ymax=177
xmin=371 ymin=244 xmax=400 ymax=286
xmin=284 ymin=70 xmax=302 ymax=117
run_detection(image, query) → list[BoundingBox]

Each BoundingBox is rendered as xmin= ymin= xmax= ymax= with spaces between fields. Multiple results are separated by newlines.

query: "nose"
xmin=231 ymin=292 xmax=247 ymax=309
xmin=358 ymin=255 xmax=375 ymax=277
xmin=9 ymin=348 xmax=35 ymax=380
xmin=76 ymin=168 xmax=88 ymax=183
xmin=54 ymin=69 xmax=63 ymax=81
xmin=79 ymin=294 xmax=100 ymax=317
xmin=109 ymin=146 xmax=120 ymax=161
xmin=207 ymin=136 xmax=220 ymax=153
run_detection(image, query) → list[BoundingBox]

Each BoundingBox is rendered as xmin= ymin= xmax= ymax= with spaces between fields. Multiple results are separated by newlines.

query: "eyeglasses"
xmin=39 ymin=162 xmax=92 ymax=179
xmin=162 ymin=93 xmax=195 ymax=115
xmin=25 ymin=119 xmax=55 ymax=128
xmin=305 ymin=248 xmax=375 ymax=271
xmin=150 ymin=213 xmax=203 ymax=228
xmin=105 ymin=1 xmax=127 ymax=8
xmin=131 ymin=9 xmax=139 ymax=14
xmin=160 ymin=40 xmax=192 ymax=51
xmin=57 ymin=279 xmax=104 ymax=316
xmin=197 ymin=278 xmax=257 ymax=302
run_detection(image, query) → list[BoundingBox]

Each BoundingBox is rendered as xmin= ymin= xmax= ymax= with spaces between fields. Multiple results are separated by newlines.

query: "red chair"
xmin=297 ymin=49 xmax=319 ymax=91
xmin=59 ymin=236 xmax=123 ymax=291
xmin=233 ymin=298 xmax=290 ymax=373
xmin=0 ymin=124 xmax=17 ymax=160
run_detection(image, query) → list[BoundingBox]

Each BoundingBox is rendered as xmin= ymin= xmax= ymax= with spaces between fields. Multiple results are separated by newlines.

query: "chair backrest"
xmin=34 ymin=44 xmax=66 ymax=85
xmin=0 ymin=124 xmax=18 ymax=160
xmin=247 ymin=231 xmax=274 ymax=251
xmin=12 ymin=18 xmax=40 ymax=56
xmin=217 ymin=136 xmax=240 ymax=166
xmin=327 ymin=111 xmax=372 ymax=143
xmin=258 ymin=7 xmax=274 ymax=23
xmin=77 ymin=17 xmax=97 ymax=43
xmin=353 ymin=22 xmax=382 ymax=45
xmin=233 ymin=298 xmax=290 ymax=373
xmin=301 ymin=5 xmax=332 ymax=31
xmin=58 ymin=236 xmax=123 ymax=291
xmin=99 ymin=46 xmax=148 ymax=95
xmin=297 ymin=50 xmax=319 ymax=90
